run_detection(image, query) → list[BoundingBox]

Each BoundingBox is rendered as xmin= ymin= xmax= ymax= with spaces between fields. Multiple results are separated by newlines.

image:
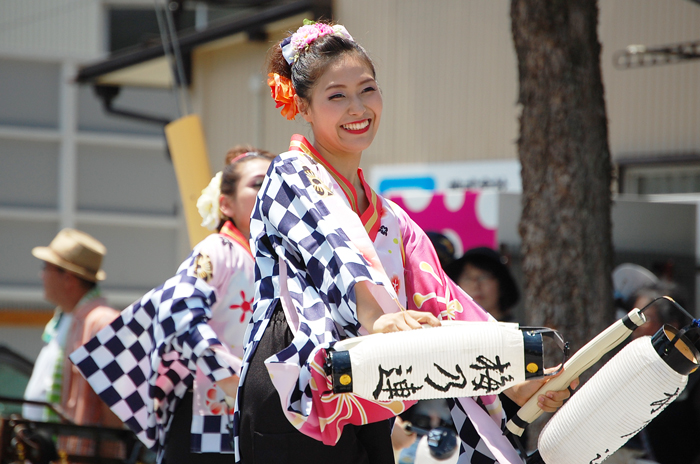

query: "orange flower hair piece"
xmin=267 ymin=72 xmax=299 ymax=120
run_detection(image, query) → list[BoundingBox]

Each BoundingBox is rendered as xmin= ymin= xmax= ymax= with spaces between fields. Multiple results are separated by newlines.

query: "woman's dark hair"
xmin=218 ymin=149 xmax=275 ymax=230
xmin=266 ymin=22 xmax=376 ymax=102
xmin=446 ymin=247 xmax=520 ymax=312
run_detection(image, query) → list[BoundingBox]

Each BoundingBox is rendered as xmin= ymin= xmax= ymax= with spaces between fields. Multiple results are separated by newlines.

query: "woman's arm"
xmin=393 ymin=201 xmax=491 ymax=322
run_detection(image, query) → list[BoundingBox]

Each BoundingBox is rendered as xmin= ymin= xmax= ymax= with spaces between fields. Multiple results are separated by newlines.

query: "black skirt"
xmin=237 ymin=302 xmax=394 ymax=464
xmin=163 ymin=390 xmax=233 ymax=464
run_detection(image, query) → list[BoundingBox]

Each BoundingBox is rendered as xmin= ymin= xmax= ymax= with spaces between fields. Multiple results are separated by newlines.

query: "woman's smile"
xmin=341 ymin=119 xmax=371 ymax=134
xmin=298 ymin=54 xmax=383 ymax=161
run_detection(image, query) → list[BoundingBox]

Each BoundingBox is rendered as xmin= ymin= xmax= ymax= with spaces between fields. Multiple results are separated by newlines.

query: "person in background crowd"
xmin=24 ymin=228 xmax=121 ymax=428
xmin=225 ymin=144 xmax=270 ymax=165
xmin=24 ymin=229 xmax=122 ymax=460
xmin=628 ymin=283 xmax=690 ymax=339
xmin=445 ymin=246 xmax=519 ymax=323
xmin=612 ymin=262 xmax=660 ymax=320
xmin=70 ymin=149 xmax=275 ymax=464
xmin=425 ymin=231 xmax=458 ymax=269
xmin=609 ymin=262 xmax=698 ymax=464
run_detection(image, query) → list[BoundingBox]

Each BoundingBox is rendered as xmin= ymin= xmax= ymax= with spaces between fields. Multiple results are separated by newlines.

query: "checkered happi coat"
xmin=70 ymin=225 xmax=253 ymax=460
xmin=235 ymin=135 xmax=519 ymax=463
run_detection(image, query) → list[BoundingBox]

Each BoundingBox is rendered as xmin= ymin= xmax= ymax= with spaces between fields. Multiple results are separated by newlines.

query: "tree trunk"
xmin=511 ymin=0 xmax=614 ymax=448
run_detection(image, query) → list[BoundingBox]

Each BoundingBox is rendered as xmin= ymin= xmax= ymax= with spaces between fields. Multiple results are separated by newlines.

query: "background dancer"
xmin=235 ymin=20 xmax=576 ymax=464
xmin=71 ymin=149 xmax=274 ymax=464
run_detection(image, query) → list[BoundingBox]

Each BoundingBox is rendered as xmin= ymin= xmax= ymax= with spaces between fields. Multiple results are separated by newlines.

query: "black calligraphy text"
xmin=424 ymin=363 xmax=468 ymax=392
xmin=373 ymin=365 xmax=423 ymax=400
xmin=470 ymin=355 xmax=513 ymax=393
xmin=589 ymin=449 xmax=610 ymax=464
xmin=650 ymin=388 xmax=680 ymax=414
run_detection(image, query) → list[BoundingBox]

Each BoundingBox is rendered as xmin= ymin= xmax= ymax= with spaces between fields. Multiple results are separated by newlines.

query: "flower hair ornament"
xmin=267 ymin=20 xmax=354 ymax=120
xmin=196 ymin=171 xmax=224 ymax=231
xmin=267 ymin=73 xmax=299 ymax=121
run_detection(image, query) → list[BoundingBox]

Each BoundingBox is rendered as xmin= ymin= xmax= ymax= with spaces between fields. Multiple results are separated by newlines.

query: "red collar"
xmin=220 ymin=221 xmax=253 ymax=258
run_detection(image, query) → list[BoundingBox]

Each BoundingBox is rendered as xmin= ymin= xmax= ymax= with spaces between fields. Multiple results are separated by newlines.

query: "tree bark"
xmin=511 ymin=0 xmax=614 ymax=446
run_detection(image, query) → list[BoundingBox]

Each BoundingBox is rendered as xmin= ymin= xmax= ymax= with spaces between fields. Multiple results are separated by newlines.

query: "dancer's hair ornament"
xmin=197 ymin=171 xmax=223 ymax=230
xmin=267 ymin=73 xmax=298 ymax=120
xmin=280 ymin=20 xmax=354 ymax=65
xmin=268 ymin=20 xmax=354 ymax=120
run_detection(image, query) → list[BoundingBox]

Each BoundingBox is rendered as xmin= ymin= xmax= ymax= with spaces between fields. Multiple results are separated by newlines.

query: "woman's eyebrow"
xmin=325 ymin=78 xmax=375 ymax=91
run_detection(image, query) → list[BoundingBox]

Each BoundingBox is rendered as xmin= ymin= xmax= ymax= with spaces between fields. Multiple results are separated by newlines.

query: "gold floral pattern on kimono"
xmin=194 ymin=253 xmax=213 ymax=282
xmin=303 ymin=166 xmax=333 ymax=197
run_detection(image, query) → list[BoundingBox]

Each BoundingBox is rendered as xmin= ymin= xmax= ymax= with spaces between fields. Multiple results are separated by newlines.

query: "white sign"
xmin=368 ymin=160 xmax=522 ymax=194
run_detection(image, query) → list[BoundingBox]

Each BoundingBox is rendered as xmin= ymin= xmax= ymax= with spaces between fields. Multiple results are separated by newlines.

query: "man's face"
xmin=632 ymin=296 xmax=663 ymax=339
xmin=41 ymin=262 xmax=67 ymax=306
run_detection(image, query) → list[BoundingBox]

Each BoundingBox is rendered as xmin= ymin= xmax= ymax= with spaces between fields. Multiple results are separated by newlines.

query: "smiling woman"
xmin=234 ymin=20 xmax=575 ymax=464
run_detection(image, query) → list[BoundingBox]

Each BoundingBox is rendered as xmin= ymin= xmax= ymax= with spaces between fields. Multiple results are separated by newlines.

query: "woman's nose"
xmin=348 ymin=95 xmax=364 ymax=115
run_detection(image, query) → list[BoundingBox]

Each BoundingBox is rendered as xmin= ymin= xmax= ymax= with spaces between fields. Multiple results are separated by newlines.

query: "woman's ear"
xmin=296 ymin=95 xmax=311 ymax=122
xmin=219 ymin=193 xmax=234 ymax=220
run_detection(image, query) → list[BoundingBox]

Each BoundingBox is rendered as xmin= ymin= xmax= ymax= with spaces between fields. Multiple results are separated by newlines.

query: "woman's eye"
xmin=329 ymin=93 xmax=344 ymax=100
xmin=363 ymin=86 xmax=376 ymax=93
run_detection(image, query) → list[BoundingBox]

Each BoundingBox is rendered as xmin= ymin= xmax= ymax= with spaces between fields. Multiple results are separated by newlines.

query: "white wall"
xmin=0 ymin=1 xmax=190 ymax=362
xmin=0 ymin=0 xmax=103 ymax=61
xmin=193 ymin=1 xmax=700 ymax=173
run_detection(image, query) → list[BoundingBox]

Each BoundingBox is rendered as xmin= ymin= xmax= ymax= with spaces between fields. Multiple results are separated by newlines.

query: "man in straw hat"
xmin=23 ymin=228 xmax=121 ymax=429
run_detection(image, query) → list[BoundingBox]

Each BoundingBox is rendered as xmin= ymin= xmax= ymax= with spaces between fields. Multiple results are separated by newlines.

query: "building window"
xmin=618 ymin=156 xmax=700 ymax=195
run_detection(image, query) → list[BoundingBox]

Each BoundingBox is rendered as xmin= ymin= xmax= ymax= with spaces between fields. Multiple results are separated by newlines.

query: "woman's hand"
xmin=372 ymin=310 xmax=441 ymax=333
xmin=355 ymin=280 xmax=441 ymax=334
xmin=391 ymin=416 xmax=417 ymax=451
xmin=504 ymin=367 xmax=579 ymax=413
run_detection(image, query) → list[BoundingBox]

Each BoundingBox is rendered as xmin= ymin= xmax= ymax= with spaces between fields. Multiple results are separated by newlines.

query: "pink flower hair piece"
xmin=281 ymin=21 xmax=354 ymax=65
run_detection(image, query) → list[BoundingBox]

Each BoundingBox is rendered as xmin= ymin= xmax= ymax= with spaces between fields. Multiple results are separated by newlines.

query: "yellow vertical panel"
xmin=164 ymin=114 xmax=213 ymax=248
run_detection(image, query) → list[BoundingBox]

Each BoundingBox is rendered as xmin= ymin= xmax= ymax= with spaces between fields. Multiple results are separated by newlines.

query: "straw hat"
xmin=32 ymin=228 xmax=107 ymax=282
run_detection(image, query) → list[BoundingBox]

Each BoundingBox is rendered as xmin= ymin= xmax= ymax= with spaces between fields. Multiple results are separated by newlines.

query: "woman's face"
xmin=298 ymin=54 xmax=382 ymax=158
xmin=457 ymin=264 xmax=501 ymax=317
xmin=219 ymin=158 xmax=270 ymax=236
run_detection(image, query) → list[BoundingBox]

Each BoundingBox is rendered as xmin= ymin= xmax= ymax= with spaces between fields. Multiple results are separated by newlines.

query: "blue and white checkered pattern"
xmin=447 ymin=398 xmax=499 ymax=464
xmin=70 ymin=253 xmax=238 ymax=461
xmin=234 ymin=151 xmax=397 ymax=455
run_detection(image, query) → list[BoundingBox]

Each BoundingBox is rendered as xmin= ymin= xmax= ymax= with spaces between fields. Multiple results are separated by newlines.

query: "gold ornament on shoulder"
xmin=303 ymin=166 xmax=333 ymax=197
xmin=194 ymin=253 xmax=214 ymax=282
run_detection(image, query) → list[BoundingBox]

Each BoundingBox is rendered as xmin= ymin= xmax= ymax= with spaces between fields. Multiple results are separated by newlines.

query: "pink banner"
xmin=388 ymin=189 xmax=497 ymax=256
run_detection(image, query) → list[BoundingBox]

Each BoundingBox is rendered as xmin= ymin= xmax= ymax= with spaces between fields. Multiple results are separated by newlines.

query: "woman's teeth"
xmin=342 ymin=120 xmax=369 ymax=131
